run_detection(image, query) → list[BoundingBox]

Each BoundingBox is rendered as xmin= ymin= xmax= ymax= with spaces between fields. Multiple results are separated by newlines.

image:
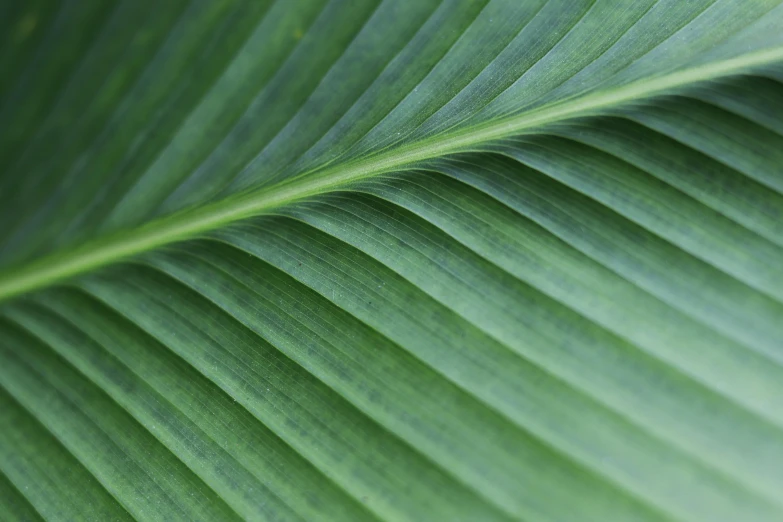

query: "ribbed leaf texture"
xmin=1 ymin=1 xmax=783 ymax=520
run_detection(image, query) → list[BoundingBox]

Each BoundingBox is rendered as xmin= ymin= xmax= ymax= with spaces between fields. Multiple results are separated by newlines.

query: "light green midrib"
xmin=1 ymin=46 xmax=782 ymax=303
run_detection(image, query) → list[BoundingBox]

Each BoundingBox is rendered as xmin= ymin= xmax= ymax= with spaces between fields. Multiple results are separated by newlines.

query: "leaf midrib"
xmin=1 ymin=45 xmax=781 ymax=303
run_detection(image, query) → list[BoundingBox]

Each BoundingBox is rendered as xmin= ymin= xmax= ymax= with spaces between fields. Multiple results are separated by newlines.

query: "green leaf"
xmin=1 ymin=1 xmax=782 ymax=520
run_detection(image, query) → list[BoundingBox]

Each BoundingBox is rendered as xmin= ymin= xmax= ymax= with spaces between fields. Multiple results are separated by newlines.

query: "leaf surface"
xmin=1 ymin=1 xmax=783 ymax=520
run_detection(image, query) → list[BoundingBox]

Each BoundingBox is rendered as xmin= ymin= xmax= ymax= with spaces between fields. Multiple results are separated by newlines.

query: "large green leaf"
xmin=1 ymin=1 xmax=782 ymax=520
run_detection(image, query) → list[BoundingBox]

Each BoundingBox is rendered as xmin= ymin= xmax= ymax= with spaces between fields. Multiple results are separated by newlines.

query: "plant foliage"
xmin=1 ymin=1 xmax=783 ymax=520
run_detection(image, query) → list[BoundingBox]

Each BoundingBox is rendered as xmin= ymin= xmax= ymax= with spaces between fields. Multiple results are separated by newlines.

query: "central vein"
xmin=0 ymin=46 xmax=780 ymax=303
